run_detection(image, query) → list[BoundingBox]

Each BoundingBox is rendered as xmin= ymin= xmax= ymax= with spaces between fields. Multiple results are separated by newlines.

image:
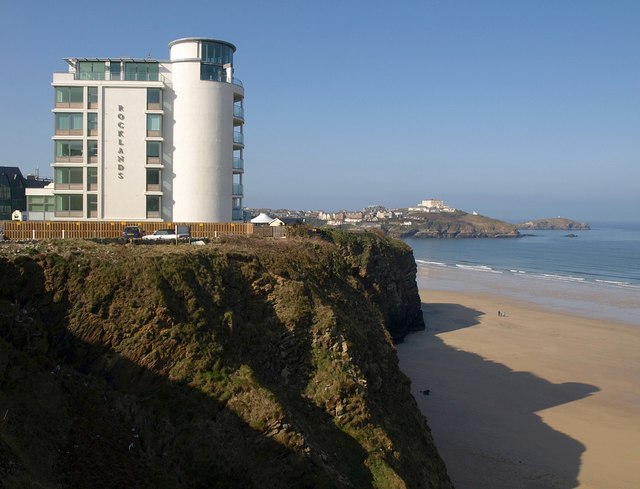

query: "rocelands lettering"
xmin=117 ymin=105 xmax=125 ymax=179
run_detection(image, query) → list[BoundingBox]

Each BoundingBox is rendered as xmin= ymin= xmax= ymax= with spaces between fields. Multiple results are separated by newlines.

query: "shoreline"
xmin=397 ymin=289 xmax=640 ymax=489
xmin=415 ymin=264 xmax=640 ymax=327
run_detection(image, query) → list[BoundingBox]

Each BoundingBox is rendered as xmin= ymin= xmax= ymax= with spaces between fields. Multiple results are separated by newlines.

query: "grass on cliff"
xmin=0 ymin=233 xmax=451 ymax=489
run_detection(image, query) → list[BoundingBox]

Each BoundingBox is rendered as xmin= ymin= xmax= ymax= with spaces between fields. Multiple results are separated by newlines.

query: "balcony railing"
xmin=233 ymin=157 xmax=244 ymax=170
xmin=232 ymin=209 xmax=244 ymax=220
xmin=233 ymin=105 xmax=244 ymax=119
xmin=72 ymin=72 xmax=169 ymax=83
xmin=232 ymin=77 xmax=243 ymax=87
xmin=232 ymin=183 xmax=243 ymax=195
xmin=233 ymin=132 xmax=244 ymax=145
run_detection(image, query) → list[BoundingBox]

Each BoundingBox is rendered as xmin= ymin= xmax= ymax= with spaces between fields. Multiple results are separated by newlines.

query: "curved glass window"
xmin=201 ymin=64 xmax=226 ymax=82
xmin=201 ymin=42 xmax=233 ymax=65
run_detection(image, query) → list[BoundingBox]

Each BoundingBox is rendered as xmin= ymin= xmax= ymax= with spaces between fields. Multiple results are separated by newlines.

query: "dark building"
xmin=0 ymin=167 xmax=51 ymax=220
xmin=0 ymin=167 xmax=26 ymax=220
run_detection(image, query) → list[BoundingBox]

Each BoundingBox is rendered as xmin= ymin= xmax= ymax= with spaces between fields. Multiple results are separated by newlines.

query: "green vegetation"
xmin=0 ymin=232 xmax=452 ymax=488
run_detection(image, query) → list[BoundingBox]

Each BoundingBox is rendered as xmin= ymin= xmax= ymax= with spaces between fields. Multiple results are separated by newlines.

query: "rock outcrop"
xmin=516 ymin=218 xmax=590 ymax=230
xmin=0 ymin=232 xmax=452 ymax=489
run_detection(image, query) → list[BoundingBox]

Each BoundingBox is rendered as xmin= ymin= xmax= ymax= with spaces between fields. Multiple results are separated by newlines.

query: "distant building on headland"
xmin=408 ymin=199 xmax=456 ymax=213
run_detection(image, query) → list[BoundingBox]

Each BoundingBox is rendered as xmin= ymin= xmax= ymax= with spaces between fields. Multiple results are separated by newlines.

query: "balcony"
xmin=55 ymin=128 xmax=83 ymax=136
xmin=55 ymin=101 xmax=83 ymax=109
xmin=74 ymin=72 xmax=161 ymax=82
xmin=55 ymin=155 xmax=83 ymax=164
xmin=233 ymin=131 xmax=244 ymax=148
xmin=54 ymin=183 xmax=83 ymax=190
xmin=232 ymin=209 xmax=244 ymax=221
xmin=233 ymin=157 xmax=244 ymax=171
xmin=233 ymin=105 xmax=244 ymax=120
xmin=70 ymin=71 xmax=169 ymax=84
xmin=232 ymin=183 xmax=243 ymax=196
xmin=55 ymin=210 xmax=83 ymax=218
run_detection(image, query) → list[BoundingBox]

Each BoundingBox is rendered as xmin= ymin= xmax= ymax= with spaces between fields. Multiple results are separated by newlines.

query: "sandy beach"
xmin=397 ymin=290 xmax=640 ymax=489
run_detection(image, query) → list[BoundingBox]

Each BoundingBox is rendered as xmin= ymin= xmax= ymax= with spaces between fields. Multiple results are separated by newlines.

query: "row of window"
xmin=55 ymin=86 xmax=98 ymax=108
xmin=27 ymin=195 xmax=55 ymax=213
xmin=76 ymin=61 xmax=160 ymax=81
xmin=0 ymin=175 xmax=12 ymax=200
xmin=55 ymin=140 xmax=163 ymax=165
xmin=201 ymin=64 xmax=227 ymax=82
xmin=54 ymin=167 xmax=97 ymax=190
xmin=54 ymin=167 xmax=161 ymax=192
xmin=0 ymin=174 xmax=25 ymax=220
xmin=55 ymin=141 xmax=237 ymax=172
xmin=51 ymin=194 xmax=160 ymax=219
xmin=56 ymin=140 xmax=98 ymax=161
xmin=201 ymin=42 xmax=234 ymax=65
xmin=54 ymin=113 xmax=163 ymax=137
xmin=55 ymin=87 xmax=162 ymax=110
xmin=54 ymin=112 xmax=98 ymax=135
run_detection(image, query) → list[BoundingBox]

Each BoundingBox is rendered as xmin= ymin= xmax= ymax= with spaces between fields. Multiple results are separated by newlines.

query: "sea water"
xmin=403 ymin=222 xmax=640 ymax=326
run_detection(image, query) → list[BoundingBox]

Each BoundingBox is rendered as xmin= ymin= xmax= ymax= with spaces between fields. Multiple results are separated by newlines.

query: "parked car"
xmin=142 ymin=229 xmax=179 ymax=241
xmin=121 ymin=226 xmax=142 ymax=240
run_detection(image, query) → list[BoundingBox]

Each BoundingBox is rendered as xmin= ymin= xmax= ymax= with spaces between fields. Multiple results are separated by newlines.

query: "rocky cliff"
xmin=0 ymin=230 xmax=452 ymax=489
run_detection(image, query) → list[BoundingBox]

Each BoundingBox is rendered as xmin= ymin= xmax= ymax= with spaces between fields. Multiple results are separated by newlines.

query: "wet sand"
xmin=397 ymin=290 xmax=640 ymax=489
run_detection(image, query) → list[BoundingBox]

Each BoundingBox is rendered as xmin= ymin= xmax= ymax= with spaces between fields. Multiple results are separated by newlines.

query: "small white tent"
xmin=250 ymin=213 xmax=274 ymax=226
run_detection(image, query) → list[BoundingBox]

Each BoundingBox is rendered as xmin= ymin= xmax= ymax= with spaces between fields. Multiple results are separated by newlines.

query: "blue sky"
xmin=1 ymin=0 xmax=638 ymax=222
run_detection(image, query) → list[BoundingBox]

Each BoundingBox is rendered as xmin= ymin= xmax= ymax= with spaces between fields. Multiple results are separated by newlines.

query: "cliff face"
xmin=0 ymin=231 xmax=451 ymax=489
xmin=320 ymin=230 xmax=424 ymax=342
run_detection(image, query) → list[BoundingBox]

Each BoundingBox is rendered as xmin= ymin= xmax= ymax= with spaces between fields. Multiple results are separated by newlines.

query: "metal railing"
xmin=232 ymin=183 xmax=243 ymax=195
xmin=74 ymin=72 xmax=159 ymax=81
xmin=233 ymin=105 xmax=244 ymax=119
xmin=233 ymin=132 xmax=244 ymax=145
xmin=233 ymin=157 xmax=244 ymax=170
xmin=72 ymin=72 xmax=169 ymax=84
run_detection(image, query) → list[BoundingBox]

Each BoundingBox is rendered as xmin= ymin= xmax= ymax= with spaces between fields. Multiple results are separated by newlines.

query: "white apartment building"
xmin=48 ymin=37 xmax=245 ymax=222
xmin=420 ymin=199 xmax=444 ymax=209
xmin=408 ymin=199 xmax=456 ymax=213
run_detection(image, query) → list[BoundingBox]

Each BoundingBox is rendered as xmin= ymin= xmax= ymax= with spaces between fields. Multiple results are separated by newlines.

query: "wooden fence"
xmin=252 ymin=226 xmax=287 ymax=238
xmin=0 ymin=221 xmax=254 ymax=241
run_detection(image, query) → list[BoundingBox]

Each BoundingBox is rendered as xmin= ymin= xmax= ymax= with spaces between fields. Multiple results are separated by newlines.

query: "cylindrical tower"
xmin=168 ymin=38 xmax=244 ymax=222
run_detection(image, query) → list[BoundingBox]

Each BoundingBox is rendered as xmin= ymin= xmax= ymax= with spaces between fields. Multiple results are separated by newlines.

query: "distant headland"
xmin=248 ymin=201 xmax=590 ymax=239
xmin=248 ymin=199 xmax=520 ymax=239
xmin=516 ymin=217 xmax=590 ymax=231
